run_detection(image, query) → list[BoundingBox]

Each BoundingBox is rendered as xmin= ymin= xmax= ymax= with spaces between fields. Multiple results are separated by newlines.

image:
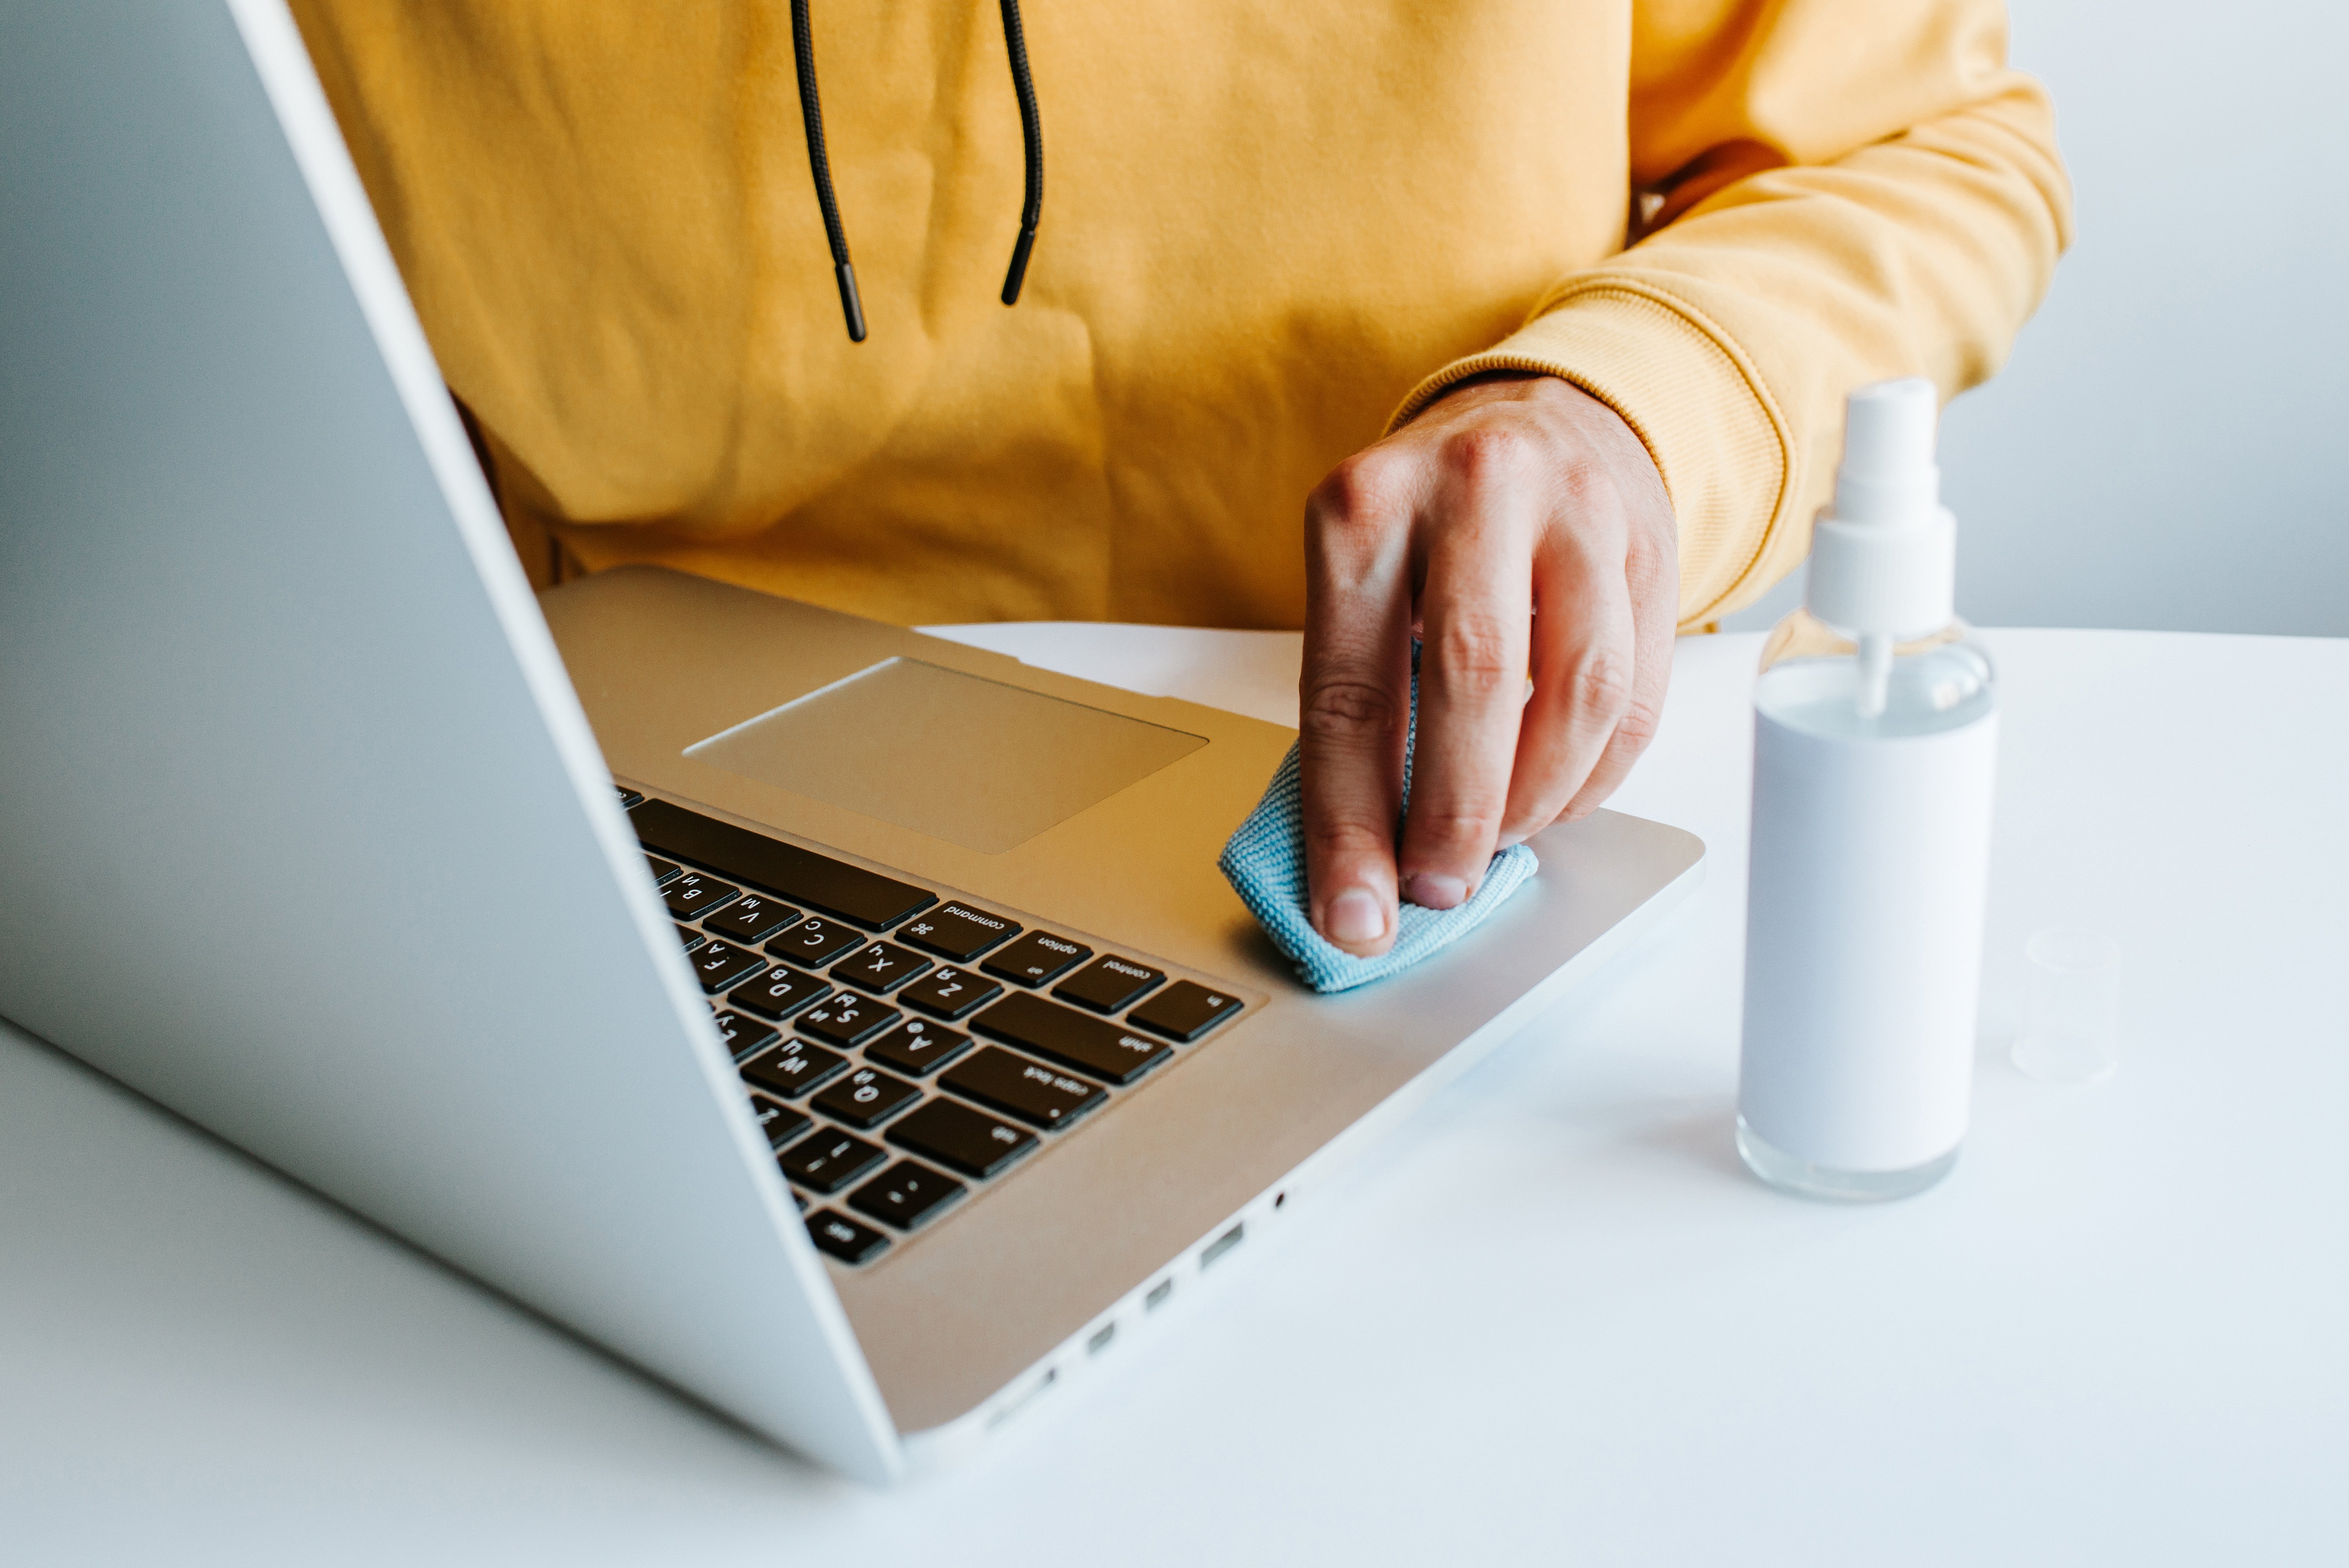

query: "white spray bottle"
xmin=1737 ymin=377 xmax=1998 ymax=1201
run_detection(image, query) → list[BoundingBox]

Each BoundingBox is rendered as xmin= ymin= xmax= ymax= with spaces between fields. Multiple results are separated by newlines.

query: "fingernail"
xmin=1325 ymin=888 xmax=1388 ymax=944
xmin=1403 ymin=873 xmax=1470 ymax=909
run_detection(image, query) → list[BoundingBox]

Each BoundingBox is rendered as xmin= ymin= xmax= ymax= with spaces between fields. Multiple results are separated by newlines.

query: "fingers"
xmin=1555 ymin=521 xmax=1676 ymax=821
xmin=1394 ymin=430 xmax=1538 ymax=910
xmin=1297 ymin=372 xmax=1679 ymax=950
xmin=1498 ymin=517 xmax=1636 ymax=844
xmin=1299 ymin=451 xmax=1417 ymax=957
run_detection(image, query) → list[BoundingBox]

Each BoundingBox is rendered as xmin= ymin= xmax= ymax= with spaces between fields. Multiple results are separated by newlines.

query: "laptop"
xmin=0 ymin=0 xmax=1704 ymax=1483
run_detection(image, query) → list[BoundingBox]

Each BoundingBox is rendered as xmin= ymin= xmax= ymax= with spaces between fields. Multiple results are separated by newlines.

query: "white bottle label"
xmin=1739 ymin=706 xmax=1998 ymax=1171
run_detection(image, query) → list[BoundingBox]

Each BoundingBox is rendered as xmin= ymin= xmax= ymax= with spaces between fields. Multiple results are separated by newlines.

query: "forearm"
xmin=1390 ymin=9 xmax=2072 ymax=627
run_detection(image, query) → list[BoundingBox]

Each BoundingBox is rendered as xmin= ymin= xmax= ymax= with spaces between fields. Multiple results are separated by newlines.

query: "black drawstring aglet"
xmin=791 ymin=0 xmax=866 ymax=343
xmin=1001 ymin=226 xmax=1038 ymax=306
xmin=999 ymin=0 xmax=1044 ymax=307
xmin=834 ymin=262 xmax=867 ymax=342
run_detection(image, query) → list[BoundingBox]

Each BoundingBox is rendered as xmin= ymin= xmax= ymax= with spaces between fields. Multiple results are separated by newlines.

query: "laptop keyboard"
xmin=620 ymin=788 xmax=1248 ymax=1267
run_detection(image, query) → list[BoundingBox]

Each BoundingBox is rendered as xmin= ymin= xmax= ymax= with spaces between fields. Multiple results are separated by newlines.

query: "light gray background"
xmin=1726 ymin=0 xmax=2349 ymax=636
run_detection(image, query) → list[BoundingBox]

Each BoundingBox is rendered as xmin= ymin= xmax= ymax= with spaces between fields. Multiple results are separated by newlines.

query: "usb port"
xmin=1201 ymin=1222 xmax=1244 ymax=1269
xmin=1145 ymin=1278 xmax=1174 ymax=1310
xmin=1087 ymin=1322 xmax=1116 ymax=1355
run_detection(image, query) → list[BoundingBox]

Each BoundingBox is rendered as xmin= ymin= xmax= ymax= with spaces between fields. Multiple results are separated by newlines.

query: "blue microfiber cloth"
xmin=1218 ymin=663 xmax=1539 ymax=993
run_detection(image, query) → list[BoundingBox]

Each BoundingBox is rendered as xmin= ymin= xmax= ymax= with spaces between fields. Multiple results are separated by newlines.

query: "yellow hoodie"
xmin=290 ymin=0 xmax=2069 ymax=629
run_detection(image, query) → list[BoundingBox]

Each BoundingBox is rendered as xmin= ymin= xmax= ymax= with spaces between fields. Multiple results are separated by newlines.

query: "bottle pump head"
xmin=1805 ymin=378 xmax=1957 ymax=640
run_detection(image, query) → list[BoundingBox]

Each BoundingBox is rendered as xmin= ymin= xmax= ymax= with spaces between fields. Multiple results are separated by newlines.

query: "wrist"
xmin=1416 ymin=368 xmax=1561 ymax=412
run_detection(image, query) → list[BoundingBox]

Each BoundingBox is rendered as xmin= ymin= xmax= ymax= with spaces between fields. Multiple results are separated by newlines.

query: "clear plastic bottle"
xmin=1736 ymin=380 xmax=1999 ymax=1201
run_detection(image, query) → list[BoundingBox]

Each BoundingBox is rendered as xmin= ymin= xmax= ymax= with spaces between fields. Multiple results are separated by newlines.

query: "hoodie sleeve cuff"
xmin=1386 ymin=280 xmax=1799 ymax=628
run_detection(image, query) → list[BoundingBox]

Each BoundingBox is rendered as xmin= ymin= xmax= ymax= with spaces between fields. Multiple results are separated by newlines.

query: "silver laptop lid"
xmin=0 ymin=0 xmax=899 ymax=1481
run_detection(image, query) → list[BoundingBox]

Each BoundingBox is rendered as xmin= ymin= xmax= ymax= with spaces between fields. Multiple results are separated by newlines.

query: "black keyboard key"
xmin=796 ymin=991 xmax=899 ymax=1049
xmin=661 ymin=870 xmax=739 ymax=921
xmin=941 ymin=1046 xmax=1107 ymax=1131
xmin=675 ymin=923 xmax=706 ymax=953
xmin=974 ymin=991 xmax=1172 ymax=1085
xmin=728 ymin=964 xmax=832 ymax=1020
xmin=848 ymin=1160 xmax=967 ymax=1231
xmin=896 ymin=902 xmax=1023 ymax=963
xmin=1129 ymin=980 xmax=1246 ymax=1043
xmin=764 ymin=915 xmax=866 ymax=969
xmin=1053 ymin=955 xmax=1168 ymax=1014
xmin=793 ymin=1189 xmax=810 ymax=1213
xmin=981 ymin=931 xmax=1093 ymax=988
xmin=806 ymin=1209 xmax=891 ymax=1263
xmin=897 ymin=965 xmax=1002 ymax=1022
xmin=863 ymin=1018 xmax=974 ymax=1078
xmin=746 ymin=1092 xmax=813 ymax=1150
xmin=618 ymin=786 xmax=646 ymax=810
xmin=811 ymin=1066 xmax=922 ymax=1131
xmin=686 ymin=937 xmax=769 ymax=995
xmin=741 ymin=1040 xmax=850 ymax=1099
xmin=886 ymin=1096 xmax=1038 ymax=1180
xmin=776 ymin=1129 xmax=886 ymax=1194
xmin=833 ymin=940 xmax=931 ymax=996
xmin=631 ymin=799 xmax=936 ymax=930
xmin=711 ymin=1010 xmax=779 ymax=1058
xmin=647 ymin=855 xmax=682 ymax=887
xmin=702 ymin=892 xmax=802 ymax=944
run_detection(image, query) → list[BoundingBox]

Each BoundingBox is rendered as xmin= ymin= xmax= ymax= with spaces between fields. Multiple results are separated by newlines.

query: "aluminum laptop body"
xmin=0 ymin=0 xmax=1704 ymax=1483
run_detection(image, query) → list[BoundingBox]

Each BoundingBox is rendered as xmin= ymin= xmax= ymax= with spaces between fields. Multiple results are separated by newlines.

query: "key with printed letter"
xmin=764 ymin=915 xmax=866 ymax=969
xmin=740 ymin=1039 xmax=850 ymax=1099
xmin=863 ymin=1018 xmax=973 ymax=1078
xmin=833 ymin=940 xmax=930 ymax=996
xmin=896 ymin=965 xmax=1002 ymax=1022
xmin=687 ymin=937 xmax=770 ymax=995
xmin=729 ymin=964 xmax=832 ymax=1021
xmin=661 ymin=870 xmax=738 ymax=921
xmin=711 ymin=1010 xmax=779 ymax=1058
xmin=795 ymin=991 xmax=899 ymax=1049
xmin=746 ymin=1092 xmax=813 ymax=1150
xmin=810 ymin=1066 xmax=921 ymax=1131
xmin=702 ymin=892 xmax=801 ymax=944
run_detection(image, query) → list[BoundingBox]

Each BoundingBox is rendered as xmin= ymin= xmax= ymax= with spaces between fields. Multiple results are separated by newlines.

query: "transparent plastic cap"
xmin=2011 ymin=928 xmax=2122 ymax=1085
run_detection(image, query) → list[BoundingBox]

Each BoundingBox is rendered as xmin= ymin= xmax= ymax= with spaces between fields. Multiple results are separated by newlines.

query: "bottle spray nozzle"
xmin=1807 ymin=376 xmax=1957 ymax=649
xmin=1806 ymin=377 xmax=1959 ymax=720
xmin=1832 ymin=378 xmax=1941 ymax=526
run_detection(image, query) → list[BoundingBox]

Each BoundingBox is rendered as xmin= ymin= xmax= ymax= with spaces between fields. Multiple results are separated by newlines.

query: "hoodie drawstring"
xmin=788 ymin=0 xmax=1046 ymax=342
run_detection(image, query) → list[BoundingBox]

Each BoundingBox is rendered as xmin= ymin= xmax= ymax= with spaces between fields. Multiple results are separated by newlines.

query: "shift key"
xmin=940 ymin=1046 xmax=1106 ymax=1132
xmin=973 ymin=992 xmax=1171 ymax=1086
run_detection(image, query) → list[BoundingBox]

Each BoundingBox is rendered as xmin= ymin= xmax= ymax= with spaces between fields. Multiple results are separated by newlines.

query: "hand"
xmin=1300 ymin=372 xmax=1678 ymax=956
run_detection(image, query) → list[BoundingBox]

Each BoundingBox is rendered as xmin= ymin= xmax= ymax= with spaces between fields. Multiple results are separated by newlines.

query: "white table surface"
xmin=5 ymin=627 xmax=2345 ymax=1565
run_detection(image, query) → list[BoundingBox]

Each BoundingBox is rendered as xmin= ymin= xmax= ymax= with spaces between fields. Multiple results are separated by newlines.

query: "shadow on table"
xmin=1631 ymin=1100 xmax=1748 ymax=1185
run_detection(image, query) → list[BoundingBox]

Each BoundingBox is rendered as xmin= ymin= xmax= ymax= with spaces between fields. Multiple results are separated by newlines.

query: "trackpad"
xmin=684 ymin=658 xmax=1207 ymax=854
